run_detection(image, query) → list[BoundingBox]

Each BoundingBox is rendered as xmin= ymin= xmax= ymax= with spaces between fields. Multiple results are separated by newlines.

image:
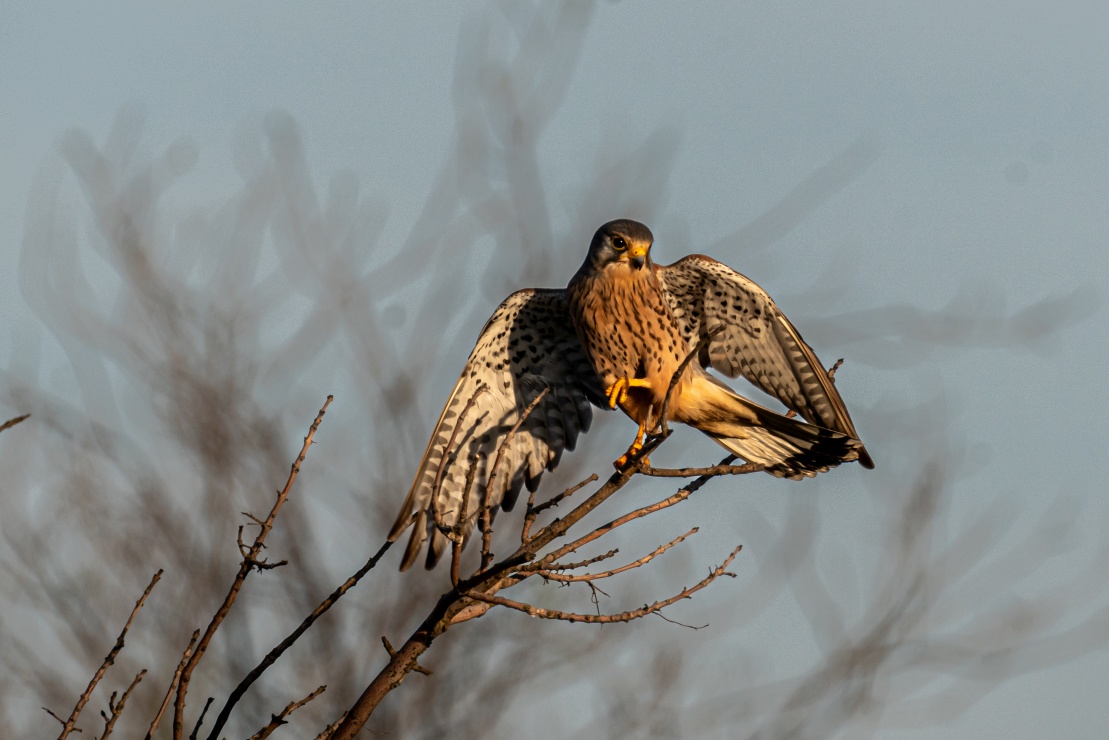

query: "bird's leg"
xmin=604 ymin=377 xmax=652 ymax=409
xmin=614 ymin=417 xmax=650 ymax=469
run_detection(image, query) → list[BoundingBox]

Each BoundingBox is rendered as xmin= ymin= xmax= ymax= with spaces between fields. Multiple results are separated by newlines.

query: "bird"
xmin=389 ymin=219 xmax=873 ymax=570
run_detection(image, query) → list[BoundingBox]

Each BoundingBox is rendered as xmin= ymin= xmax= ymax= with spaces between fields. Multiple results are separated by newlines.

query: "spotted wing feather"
xmin=388 ymin=289 xmax=604 ymax=570
xmin=657 ymin=255 xmax=873 ymax=468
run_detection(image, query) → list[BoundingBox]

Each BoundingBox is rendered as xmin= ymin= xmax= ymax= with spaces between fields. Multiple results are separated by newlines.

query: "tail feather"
xmin=680 ymin=373 xmax=864 ymax=480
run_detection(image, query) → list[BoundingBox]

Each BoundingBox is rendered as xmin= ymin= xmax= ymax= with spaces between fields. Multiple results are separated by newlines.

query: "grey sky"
xmin=3 ymin=2 xmax=1108 ymax=737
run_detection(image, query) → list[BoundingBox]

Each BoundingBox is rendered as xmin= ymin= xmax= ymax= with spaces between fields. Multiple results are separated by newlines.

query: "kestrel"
xmin=389 ymin=219 xmax=873 ymax=570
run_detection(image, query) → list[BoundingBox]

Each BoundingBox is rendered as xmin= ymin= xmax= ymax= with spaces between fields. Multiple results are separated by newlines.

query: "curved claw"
xmin=605 ymin=376 xmax=651 ymax=409
xmin=612 ymin=416 xmax=651 ymax=469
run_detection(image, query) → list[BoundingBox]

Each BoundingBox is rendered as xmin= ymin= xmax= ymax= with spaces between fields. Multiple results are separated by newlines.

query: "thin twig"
xmin=101 ymin=670 xmax=146 ymax=739
xmin=187 ymin=697 xmax=214 ymax=740
xmin=247 ymin=685 xmax=326 ymax=740
xmin=485 ymin=386 xmax=549 ymax=498
xmin=146 ymin=629 xmax=198 ymax=740
xmin=449 ymin=457 xmax=478 ymax=587
xmin=466 ymin=545 xmax=741 ymax=623
xmin=537 ymin=465 xmax=724 ymax=568
xmin=638 ymin=458 xmax=768 ymax=478
xmin=538 ymin=529 xmax=697 ymax=582
xmin=203 ymin=539 xmax=394 ymax=740
xmin=315 ymin=711 xmax=348 ymax=740
xmin=521 ymin=473 xmax=599 ymax=542
xmin=0 ymin=413 xmax=30 ymax=433
xmin=525 ymin=549 xmax=619 ymax=574
xmin=174 ymin=396 xmax=332 ymax=739
xmin=652 ymin=611 xmax=708 ymax=630
xmin=57 ymin=569 xmax=162 ymax=740
xmin=477 ymin=386 xmax=552 ymax=574
xmin=479 ymin=503 xmax=495 ymax=572
xmin=42 ymin=707 xmax=71 ymax=729
xmin=430 ymin=386 xmax=487 ymax=536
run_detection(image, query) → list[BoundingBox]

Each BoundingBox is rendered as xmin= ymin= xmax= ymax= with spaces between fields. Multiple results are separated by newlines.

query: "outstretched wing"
xmin=657 ymin=255 xmax=873 ymax=468
xmin=389 ymin=289 xmax=604 ymax=570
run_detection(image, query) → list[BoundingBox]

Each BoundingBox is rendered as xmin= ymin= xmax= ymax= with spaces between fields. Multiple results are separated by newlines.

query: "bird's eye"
xmin=612 ymin=236 xmax=627 ymax=251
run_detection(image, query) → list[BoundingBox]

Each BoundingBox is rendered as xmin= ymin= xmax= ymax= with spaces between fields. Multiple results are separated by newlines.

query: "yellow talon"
xmin=613 ymin=417 xmax=651 ymax=469
xmin=605 ymin=376 xmax=651 ymax=409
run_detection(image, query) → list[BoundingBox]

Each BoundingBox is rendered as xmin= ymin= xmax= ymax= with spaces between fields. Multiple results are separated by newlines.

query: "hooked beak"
xmin=629 ymin=245 xmax=647 ymax=270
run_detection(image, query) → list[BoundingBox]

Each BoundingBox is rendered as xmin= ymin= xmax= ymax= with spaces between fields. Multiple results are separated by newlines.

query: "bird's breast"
xmin=568 ymin=268 xmax=692 ymax=420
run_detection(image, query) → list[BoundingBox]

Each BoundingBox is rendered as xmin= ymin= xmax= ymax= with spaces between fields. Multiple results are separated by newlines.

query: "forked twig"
xmin=450 ymin=458 xmax=479 ymax=586
xmin=465 ymin=545 xmax=741 ymax=624
xmin=486 ymin=386 xmax=550 ymax=497
xmin=174 ymin=395 xmax=332 ymax=739
xmin=382 ymin=636 xmax=431 ymax=677
xmin=538 ymin=529 xmax=697 ymax=582
xmin=521 ymin=473 xmax=598 ymax=542
xmin=100 ymin=669 xmax=146 ymax=739
xmin=203 ymin=540 xmax=396 ymax=740
xmin=430 ymin=386 xmax=488 ymax=535
xmin=477 ymin=386 xmax=551 ymax=571
xmin=55 ymin=569 xmax=161 ymax=740
xmin=247 ymin=685 xmax=326 ymax=740
xmin=526 ymin=549 xmax=619 ymax=574
xmin=537 ymin=460 xmax=733 ymax=568
xmin=146 ymin=629 xmax=198 ymax=740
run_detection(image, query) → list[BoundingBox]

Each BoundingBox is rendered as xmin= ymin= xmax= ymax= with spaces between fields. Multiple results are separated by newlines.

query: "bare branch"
xmin=638 ymin=458 xmax=768 ymax=478
xmin=537 ymin=463 xmax=725 ymax=568
xmin=521 ymin=473 xmax=599 ymax=541
xmin=315 ymin=711 xmax=347 ymax=740
xmin=187 ymin=697 xmax=213 ymax=740
xmin=429 ymin=386 xmax=487 ymax=535
xmin=476 ymin=388 xmax=549 ymax=572
xmin=247 ymin=685 xmax=326 ymax=740
xmin=174 ymin=395 xmax=332 ymax=738
xmin=331 ymin=310 xmax=746 ymax=736
xmin=466 ymin=545 xmax=741 ymax=624
xmin=146 ymin=629 xmax=198 ymax=740
xmin=382 ymin=636 xmax=431 ymax=676
xmin=539 ymin=529 xmax=697 ymax=582
xmin=204 ymin=538 xmax=395 ymax=740
xmin=42 ymin=707 xmax=73 ymax=730
xmin=486 ymin=386 xmax=549 ymax=498
xmin=479 ymin=502 xmax=495 ymax=572
xmin=450 ymin=457 xmax=479 ymax=587
xmin=101 ymin=669 xmax=146 ymax=739
xmin=527 ymin=549 xmax=619 ymax=574
xmin=56 ymin=569 xmax=161 ymax=739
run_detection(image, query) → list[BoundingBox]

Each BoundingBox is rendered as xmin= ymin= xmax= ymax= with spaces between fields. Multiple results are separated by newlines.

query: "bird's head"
xmin=583 ymin=219 xmax=654 ymax=274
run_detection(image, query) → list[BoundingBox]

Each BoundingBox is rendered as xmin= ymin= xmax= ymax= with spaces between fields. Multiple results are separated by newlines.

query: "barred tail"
xmin=682 ymin=374 xmax=864 ymax=480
